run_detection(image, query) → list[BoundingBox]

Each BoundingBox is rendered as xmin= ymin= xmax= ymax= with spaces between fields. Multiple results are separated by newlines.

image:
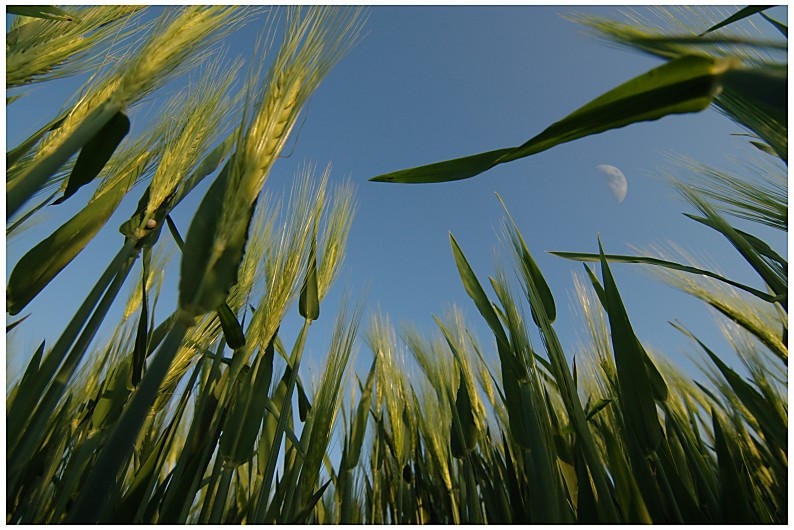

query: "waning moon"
xmin=596 ymin=164 xmax=627 ymax=204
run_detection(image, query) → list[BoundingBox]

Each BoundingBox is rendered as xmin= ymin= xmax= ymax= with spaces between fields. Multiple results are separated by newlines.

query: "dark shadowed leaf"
xmin=6 ymin=313 xmax=30 ymax=332
xmin=131 ymin=247 xmax=152 ymax=386
xmin=217 ymin=302 xmax=245 ymax=349
xmin=698 ymin=6 xmax=774 ymax=36
xmin=299 ymin=235 xmax=320 ymax=320
xmin=6 ymin=5 xmax=78 ymax=21
xmin=711 ymin=410 xmax=753 ymax=523
xmin=449 ymin=367 xmax=478 ymax=458
xmin=760 ymin=12 xmax=787 ymax=37
xmin=54 ymin=111 xmax=129 ymax=204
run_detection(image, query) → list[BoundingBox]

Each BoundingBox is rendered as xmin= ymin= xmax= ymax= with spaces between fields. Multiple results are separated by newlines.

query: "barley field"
xmin=6 ymin=5 xmax=787 ymax=524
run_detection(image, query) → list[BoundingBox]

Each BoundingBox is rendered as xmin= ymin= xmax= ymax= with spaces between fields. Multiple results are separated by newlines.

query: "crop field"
xmin=6 ymin=5 xmax=787 ymax=524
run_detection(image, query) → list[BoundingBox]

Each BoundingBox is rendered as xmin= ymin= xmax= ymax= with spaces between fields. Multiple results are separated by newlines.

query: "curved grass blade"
xmin=552 ymin=250 xmax=780 ymax=304
xmin=7 ymin=171 xmax=134 ymax=315
xmin=54 ymin=111 xmax=130 ymax=204
xmin=698 ymin=6 xmax=774 ymax=36
xmin=6 ymin=313 xmax=30 ymax=333
xmin=288 ymin=480 xmax=332 ymax=524
xmin=711 ymin=410 xmax=753 ymax=523
xmin=760 ymin=12 xmax=787 ymax=37
xmin=683 ymin=200 xmax=787 ymax=308
xmin=6 ymin=5 xmax=78 ymax=21
xmin=685 ymin=213 xmax=787 ymax=274
xmin=347 ymin=355 xmax=378 ymax=468
xmin=675 ymin=323 xmax=787 ymax=447
xmin=7 ymin=115 xmax=65 ymax=169
xmin=498 ymin=194 xmax=556 ymax=324
xmin=371 ymin=55 xmax=733 ymax=184
xmin=449 ymin=233 xmax=509 ymax=350
xmin=371 ymin=148 xmax=514 ymax=184
xmin=7 ymin=100 xmax=121 ymax=219
xmin=131 ymin=247 xmax=152 ymax=386
xmin=450 ymin=367 xmax=478 ymax=458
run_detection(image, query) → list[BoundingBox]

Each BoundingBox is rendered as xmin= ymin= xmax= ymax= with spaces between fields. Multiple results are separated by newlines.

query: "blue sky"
xmin=6 ymin=5 xmax=788 ymax=386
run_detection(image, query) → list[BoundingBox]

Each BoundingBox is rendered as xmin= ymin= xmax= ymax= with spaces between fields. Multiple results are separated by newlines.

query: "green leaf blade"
xmin=7 ymin=175 xmax=130 ymax=314
xmin=54 ymin=111 xmax=130 ymax=204
xmin=370 ymin=148 xmax=513 ymax=184
xmin=598 ymin=239 xmax=664 ymax=454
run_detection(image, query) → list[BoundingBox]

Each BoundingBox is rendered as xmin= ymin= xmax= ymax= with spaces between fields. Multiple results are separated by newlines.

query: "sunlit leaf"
xmin=449 ymin=233 xmax=509 ymax=350
xmin=372 ymin=55 xmax=733 ymax=184
xmin=179 ymin=161 xmax=254 ymax=318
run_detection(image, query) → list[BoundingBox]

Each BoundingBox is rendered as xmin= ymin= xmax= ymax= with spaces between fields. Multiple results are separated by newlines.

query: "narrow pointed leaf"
xmin=499 ymin=194 xmax=556 ymax=324
xmin=553 ymin=250 xmax=780 ymax=303
xmin=54 ymin=111 xmax=130 ymax=204
xmin=711 ymin=410 xmax=753 ymax=523
xmin=584 ymin=398 xmax=613 ymax=422
xmin=6 ymin=5 xmax=78 ymax=21
xmin=684 ymin=203 xmax=787 ymax=307
xmin=684 ymin=328 xmax=786 ymax=448
xmin=179 ymin=160 xmax=254 ymax=317
xmin=760 ymin=12 xmax=787 ymax=37
xmin=7 ymin=169 xmax=134 ymax=315
xmin=450 ymin=367 xmax=478 ymax=457
xmin=348 ymin=356 xmax=378 ymax=468
xmin=449 ymin=233 xmax=509 ymax=350
xmin=685 ymin=214 xmax=788 ymax=272
xmin=91 ymin=363 xmax=133 ymax=430
xmin=371 ymin=55 xmax=732 ymax=184
xmin=288 ymin=480 xmax=332 ymax=524
xmin=7 ymin=115 xmax=65 ymax=169
xmin=7 ymin=100 xmax=121 ymax=218
xmin=299 ymin=236 xmax=320 ymax=320
xmin=217 ymin=302 xmax=245 ymax=349
xmin=698 ymin=6 xmax=773 ymax=36
xmin=9 ymin=341 xmax=44 ymax=404
xmin=297 ymin=377 xmax=312 ymax=422
xmin=165 ymin=214 xmax=185 ymax=249
xmin=371 ymin=148 xmax=514 ymax=183
xmin=131 ymin=247 xmax=152 ymax=386
xmin=6 ymin=314 xmax=30 ymax=332
xmin=598 ymin=239 xmax=664 ymax=453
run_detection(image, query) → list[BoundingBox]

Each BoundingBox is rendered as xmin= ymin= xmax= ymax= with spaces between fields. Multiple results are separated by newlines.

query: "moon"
xmin=596 ymin=164 xmax=627 ymax=204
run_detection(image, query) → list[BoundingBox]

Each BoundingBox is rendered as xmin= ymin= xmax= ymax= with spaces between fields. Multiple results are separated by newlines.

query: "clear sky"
xmin=6 ymin=5 xmax=788 ymax=386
